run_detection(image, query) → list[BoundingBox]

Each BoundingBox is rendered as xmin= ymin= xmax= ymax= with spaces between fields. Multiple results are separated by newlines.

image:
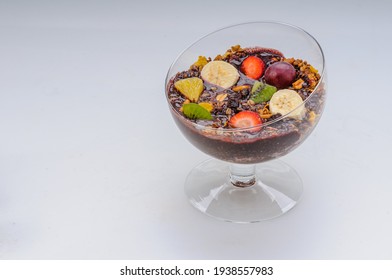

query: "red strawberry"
xmin=229 ymin=111 xmax=262 ymax=132
xmin=240 ymin=56 xmax=265 ymax=80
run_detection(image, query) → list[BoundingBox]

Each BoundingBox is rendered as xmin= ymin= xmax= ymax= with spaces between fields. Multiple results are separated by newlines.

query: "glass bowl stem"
xmin=230 ymin=163 xmax=256 ymax=187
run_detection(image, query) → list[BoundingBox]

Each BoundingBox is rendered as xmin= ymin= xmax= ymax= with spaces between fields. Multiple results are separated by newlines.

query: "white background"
xmin=0 ymin=0 xmax=391 ymax=259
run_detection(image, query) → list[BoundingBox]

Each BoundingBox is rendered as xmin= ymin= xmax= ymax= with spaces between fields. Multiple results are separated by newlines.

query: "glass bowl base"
xmin=184 ymin=158 xmax=303 ymax=223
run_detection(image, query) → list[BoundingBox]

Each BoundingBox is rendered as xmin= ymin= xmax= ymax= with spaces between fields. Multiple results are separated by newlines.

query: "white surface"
xmin=0 ymin=0 xmax=391 ymax=259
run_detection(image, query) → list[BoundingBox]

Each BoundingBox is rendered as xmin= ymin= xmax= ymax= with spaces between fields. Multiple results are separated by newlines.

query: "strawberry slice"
xmin=240 ymin=56 xmax=265 ymax=80
xmin=229 ymin=111 xmax=262 ymax=132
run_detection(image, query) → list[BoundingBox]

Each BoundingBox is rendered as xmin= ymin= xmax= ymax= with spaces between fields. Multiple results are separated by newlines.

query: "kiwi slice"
xmin=251 ymin=81 xmax=263 ymax=95
xmin=182 ymin=103 xmax=212 ymax=120
xmin=250 ymin=82 xmax=277 ymax=103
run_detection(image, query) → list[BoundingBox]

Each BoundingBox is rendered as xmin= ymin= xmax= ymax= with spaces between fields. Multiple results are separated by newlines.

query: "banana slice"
xmin=200 ymin=60 xmax=239 ymax=89
xmin=269 ymin=89 xmax=305 ymax=119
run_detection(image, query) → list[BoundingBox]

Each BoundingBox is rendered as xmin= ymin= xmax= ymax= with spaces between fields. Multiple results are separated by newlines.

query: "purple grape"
xmin=264 ymin=61 xmax=296 ymax=89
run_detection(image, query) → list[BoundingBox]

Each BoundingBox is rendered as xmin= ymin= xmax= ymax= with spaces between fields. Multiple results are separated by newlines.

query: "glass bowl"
xmin=165 ymin=21 xmax=326 ymax=222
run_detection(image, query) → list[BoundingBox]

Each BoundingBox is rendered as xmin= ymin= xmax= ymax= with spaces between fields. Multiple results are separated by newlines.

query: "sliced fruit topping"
xmin=250 ymin=81 xmax=277 ymax=103
xmin=198 ymin=102 xmax=214 ymax=112
xmin=200 ymin=61 xmax=239 ymax=89
xmin=229 ymin=111 xmax=262 ymax=132
xmin=174 ymin=77 xmax=204 ymax=102
xmin=182 ymin=103 xmax=212 ymax=120
xmin=264 ymin=61 xmax=296 ymax=89
xmin=240 ymin=56 xmax=265 ymax=80
xmin=250 ymin=80 xmax=263 ymax=94
xmin=269 ymin=89 xmax=305 ymax=119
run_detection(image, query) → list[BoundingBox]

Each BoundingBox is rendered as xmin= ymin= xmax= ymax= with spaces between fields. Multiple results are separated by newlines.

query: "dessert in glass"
xmin=165 ymin=21 xmax=326 ymax=223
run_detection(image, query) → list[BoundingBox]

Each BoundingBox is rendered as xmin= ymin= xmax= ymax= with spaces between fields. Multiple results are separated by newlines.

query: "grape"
xmin=264 ymin=61 xmax=296 ymax=89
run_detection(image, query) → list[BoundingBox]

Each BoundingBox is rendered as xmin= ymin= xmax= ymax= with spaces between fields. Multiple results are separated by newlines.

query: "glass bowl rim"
xmin=165 ymin=20 xmax=326 ymax=133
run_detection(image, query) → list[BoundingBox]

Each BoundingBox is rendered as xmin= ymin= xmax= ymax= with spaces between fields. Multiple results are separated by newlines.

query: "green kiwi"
xmin=250 ymin=82 xmax=277 ymax=103
xmin=182 ymin=103 xmax=212 ymax=120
